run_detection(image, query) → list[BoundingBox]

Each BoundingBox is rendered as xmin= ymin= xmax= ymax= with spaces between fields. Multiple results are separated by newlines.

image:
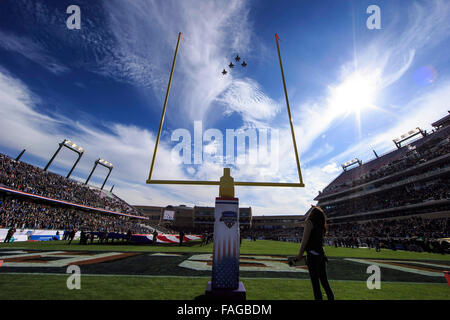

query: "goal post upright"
xmin=147 ymin=32 xmax=182 ymax=183
xmin=146 ymin=32 xmax=304 ymax=188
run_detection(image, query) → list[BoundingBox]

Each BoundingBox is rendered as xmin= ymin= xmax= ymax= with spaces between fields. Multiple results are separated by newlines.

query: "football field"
xmin=0 ymin=239 xmax=448 ymax=300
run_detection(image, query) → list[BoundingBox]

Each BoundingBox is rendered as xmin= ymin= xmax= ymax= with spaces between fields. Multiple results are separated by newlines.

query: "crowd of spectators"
xmin=240 ymin=228 xmax=300 ymax=242
xmin=0 ymin=153 xmax=140 ymax=215
xmin=325 ymin=178 xmax=450 ymax=218
xmin=321 ymin=131 xmax=450 ymax=197
xmin=326 ymin=216 xmax=449 ymax=253
xmin=235 ymin=215 xmax=449 ymax=254
xmin=328 ymin=216 xmax=448 ymax=239
xmin=0 ymin=196 xmax=148 ymax=234
xmin=352 ymin=137 xmax=450 ymax=187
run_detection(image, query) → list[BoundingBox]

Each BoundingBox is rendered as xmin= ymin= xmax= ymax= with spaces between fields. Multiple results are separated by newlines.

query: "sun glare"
xmin=328 ymin=72 xmax=379 ymax=116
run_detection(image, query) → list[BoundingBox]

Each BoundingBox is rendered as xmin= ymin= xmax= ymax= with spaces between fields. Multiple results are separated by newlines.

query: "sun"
xmin=328 ymin=71 xmax=379 ymax=116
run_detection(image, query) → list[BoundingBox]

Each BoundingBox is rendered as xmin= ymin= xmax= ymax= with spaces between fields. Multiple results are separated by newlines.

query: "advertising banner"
xmin=211 ymin=197 xmax=240 ymax=289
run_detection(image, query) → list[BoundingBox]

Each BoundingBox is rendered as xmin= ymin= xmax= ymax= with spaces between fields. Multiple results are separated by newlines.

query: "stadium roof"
xmin=431 ymin=111 xmax=450 ymax=128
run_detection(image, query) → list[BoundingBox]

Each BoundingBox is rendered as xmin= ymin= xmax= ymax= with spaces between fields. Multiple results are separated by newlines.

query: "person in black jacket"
xmin=179 ymin=230 xmax=185 ymax=246
xmin=152 ymin=230 xmax=158 ymax=245
xmin=68 ymin=228 xmax=76 ymax=245
xmin=4 ymin=227 xmax=15 ymax=243
xmin=296 ymin=206 xmax=334 ymax=300
xmin=126 ymin=229 xmax=132 ymax=243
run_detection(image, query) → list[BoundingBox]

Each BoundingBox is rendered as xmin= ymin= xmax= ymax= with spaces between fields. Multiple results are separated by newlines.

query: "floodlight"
xmin=85 ymin=158 xmax=114 ymax=190
xmin=392 ymin=127 xmax=425 ymax=149
xmin=44 ymin=139 xmax=85 ymax=179
xmin=341 ymin=158 xmax=362 ymax=171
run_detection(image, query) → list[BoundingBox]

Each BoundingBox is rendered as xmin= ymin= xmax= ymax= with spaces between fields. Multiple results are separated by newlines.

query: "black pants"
xmin=306 ymin=252 xmax=334 ymax=300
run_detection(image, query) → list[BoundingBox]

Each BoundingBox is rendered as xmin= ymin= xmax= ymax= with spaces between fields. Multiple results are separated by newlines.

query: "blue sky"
xmin=0 ymin=0 xmax=449 ymax=215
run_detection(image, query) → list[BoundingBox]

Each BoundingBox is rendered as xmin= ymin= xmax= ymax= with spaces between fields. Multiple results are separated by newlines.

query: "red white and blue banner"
xmin=0 ymin=228 xmax=201 ymax=244
xmin=131 ymin=234 xmax=201 ymax=244
xmin=0 ymin=228 xmax=80 ymax=242
xmin=212 ymin=197 xmax=240 ymax=289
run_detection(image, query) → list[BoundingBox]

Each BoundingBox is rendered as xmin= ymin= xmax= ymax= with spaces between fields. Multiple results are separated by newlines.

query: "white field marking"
xmin=367 ymin=260 xmax=450 ymax=269
xmin=345 ymin=258 xmax=447 ymax=277
xmin=187 ymin=254 xmax=303 ymax=261
xmin=150 ymin=253 xmax=183 ymax=257
xmin=1 ymin=252 xmax=127 ymax=268
xmin=0 ymin=273 xmax=447 ymax=286
xmin=0 ymin=251 xmax=66 ymax=260
xmin=0 ymin=250 xmax=27 ymax=254
xmin=179 ymin=254 xmax=309 ymax=273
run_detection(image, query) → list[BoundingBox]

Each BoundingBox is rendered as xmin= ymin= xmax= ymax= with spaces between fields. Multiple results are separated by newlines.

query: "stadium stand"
xmin=0 ymin=195 xmax=148 ymax=233
xmin=313 ymin=113 xmax=450 ymax=253
xmin=0 ymin=153 xmax=140 ymax=215
xmin=0 ymin=153 xmax=153 ymax=236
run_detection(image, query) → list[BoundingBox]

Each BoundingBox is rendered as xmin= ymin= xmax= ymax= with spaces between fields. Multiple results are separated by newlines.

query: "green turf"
xmin=1 ymin=240 xmax=449 ymax=300
xmin=1 ymin=239 xmax=448 ymax=261
xmin=0 ymin=274 xmax=448 ymax=300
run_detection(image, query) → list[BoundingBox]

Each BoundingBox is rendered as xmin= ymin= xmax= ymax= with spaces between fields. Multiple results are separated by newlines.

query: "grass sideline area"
xmin=0 ymin=274 xmax=448 ymax=300
xmin=0 ymin=239 xmax=449 ymax=300
xmin=1 ymin=239 xmax=449 ymax=261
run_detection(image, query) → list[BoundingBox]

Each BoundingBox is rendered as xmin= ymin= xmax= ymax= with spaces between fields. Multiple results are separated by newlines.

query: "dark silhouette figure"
xmin=68 ymin=228 xmax=76 ymax=245
xmin=153 ymin=230 xmax=158 ymax=245
xmin=4 ymin=227 xmax=15 ymax=243
xmin=297 ymin=206 xmax=334 ymax=300
xmin=126 ymin=229 xmax=132 ymax=243
xmin=179 ymin=230 xmax=185 ymax=246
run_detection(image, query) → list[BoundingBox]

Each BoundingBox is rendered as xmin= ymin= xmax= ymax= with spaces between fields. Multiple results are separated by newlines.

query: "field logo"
xmin=220 ymin=211 xmax=238 ymax=229
xmin=366 ymin=265 xmax=381 ymax=289
xmin=66 ymin=265 xmax=81 ymax=290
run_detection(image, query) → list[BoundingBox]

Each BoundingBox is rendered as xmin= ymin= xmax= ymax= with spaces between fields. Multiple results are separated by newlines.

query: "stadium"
xmin=0 ymin=113 xmax=449 ymax=301
xmin=0 ymin=0 xmax=449 ymax=311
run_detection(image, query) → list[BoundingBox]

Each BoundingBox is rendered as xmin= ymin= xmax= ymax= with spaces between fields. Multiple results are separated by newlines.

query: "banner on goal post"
xmin=211 ymin=197 xmax=240 ymax=289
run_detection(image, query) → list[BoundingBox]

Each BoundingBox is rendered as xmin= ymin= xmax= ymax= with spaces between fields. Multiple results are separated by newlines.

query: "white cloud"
xmin=291 ymin=0 xmax=450 ymax=155
xmin=0 ymin=30 xmax=69 ymax=74
xmin=216 ymin=78 xmax=280 ymax=123
xmin=1 ymin=0 xmax=449 ymax=217
xmin=328 ymin=81 xmax=450 ymax=165
xmin=0 ymin=70 xmax=217 ymax=207
xmin=321 ymin=163 xmax=340 ymax=174
xmin=98 ymin=0 xmax=256 ymax=126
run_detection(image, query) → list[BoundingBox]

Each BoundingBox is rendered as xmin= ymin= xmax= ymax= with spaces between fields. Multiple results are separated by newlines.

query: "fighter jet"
xmin=241 ymin=61 xmax=247 ymax=67
xmin=234 ymin=55 xmax=241 ymax=62
xmin=229 ymin=62 xmax=234 ymax=68
xmin=222 ymin=69 xmax=227 ymax=75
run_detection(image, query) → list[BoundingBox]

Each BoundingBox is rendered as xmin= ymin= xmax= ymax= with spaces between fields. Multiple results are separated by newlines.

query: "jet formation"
xmin=222 ymin=55 xmax=247 ymax=75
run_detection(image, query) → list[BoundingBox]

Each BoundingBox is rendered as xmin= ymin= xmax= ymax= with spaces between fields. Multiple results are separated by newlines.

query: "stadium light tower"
xmin=44 ymin=139 xmax=85 ymax=178
xmin=392 ymin=127 xmax=426 ymax=149
xmin=15 ymin=149 xmax=26 ymax=161
xmin=341 ymin=158 xmax=362 ymax=171
xmin=85 ymin=158 xmax=114 ymax=190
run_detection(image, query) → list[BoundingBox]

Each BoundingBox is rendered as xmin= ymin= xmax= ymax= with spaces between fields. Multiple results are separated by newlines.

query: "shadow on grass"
xmin=65 ymin=239 xmax=204 ymax=248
